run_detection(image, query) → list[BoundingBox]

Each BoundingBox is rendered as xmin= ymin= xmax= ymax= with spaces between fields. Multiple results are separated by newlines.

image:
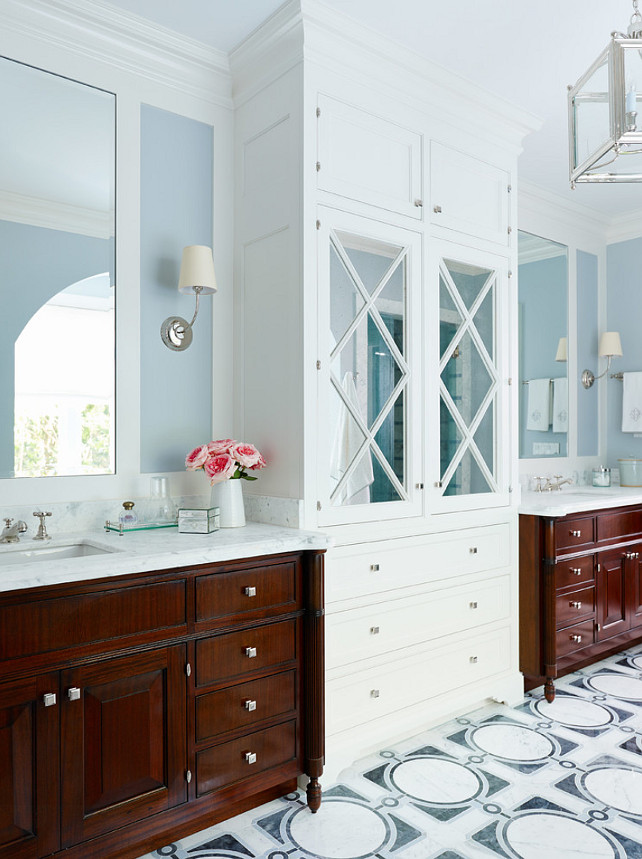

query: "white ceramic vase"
xmin=210 ymin=479 xmax=246 ymax=528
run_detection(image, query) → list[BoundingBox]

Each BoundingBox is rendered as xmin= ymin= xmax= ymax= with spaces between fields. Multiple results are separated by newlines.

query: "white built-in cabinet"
xmin=233 ymin=5 xmax=530 ymax=777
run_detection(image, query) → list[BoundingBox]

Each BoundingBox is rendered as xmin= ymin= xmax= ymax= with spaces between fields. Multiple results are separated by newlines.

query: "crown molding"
xmin=605 ymin=210 xmax=642 ymax=245
xmin=0 ymin=190 xmax=114 ymax=239
xmin=0 ymin=0 xmax=233 ymax=109
xmin=519 ymin=179 xmax=610 ymax=238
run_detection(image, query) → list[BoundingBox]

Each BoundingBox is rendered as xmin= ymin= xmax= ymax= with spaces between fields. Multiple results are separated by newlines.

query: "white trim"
xmin=0 ymin=190 xmax=113 ymax=239
xmin=1 ymin=0 xmax=232 ymax=108
xmin=519 ymin=180 xmax=610 ymax=239
xmin=606 ymin=211 xmax=642 ymax=245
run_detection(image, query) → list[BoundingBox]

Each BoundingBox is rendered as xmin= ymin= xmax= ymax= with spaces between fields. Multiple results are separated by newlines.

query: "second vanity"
xmin=520 ymin=487 xmax=642 ymax=702
xmin=0 ymin=524 xmax=327 ymax=859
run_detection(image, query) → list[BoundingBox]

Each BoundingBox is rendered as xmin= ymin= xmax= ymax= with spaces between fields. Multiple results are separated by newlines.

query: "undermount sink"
xmin=0 ymin=542 xmax=116 ymax=566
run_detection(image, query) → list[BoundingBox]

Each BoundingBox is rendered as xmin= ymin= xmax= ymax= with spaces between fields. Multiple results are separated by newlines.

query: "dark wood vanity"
xmin=520 ymin=503 xmax=642 ymax=701
xmin=0 ymin=548 xmax=325 ymax=859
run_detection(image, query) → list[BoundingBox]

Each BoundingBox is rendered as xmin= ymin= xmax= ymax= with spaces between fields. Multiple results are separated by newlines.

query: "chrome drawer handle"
xmin=569 ymin=601 xmax=582 ymax=610
xmin=245 ymin=647 xmax=257 ymax=658
xmin=43 ymin=693 xmax=57 ymax=707
xmin=245 ymin=751 xmax=257 ymax=765
xmin=370 ymin=689 xmax=380 ymax=698
xmin=370 ymin=626 xmax=380 ymax=635
xmin=244 ymin=586 xmax=256 ymax=597
xmin=67 ymin=687 xmax=81 ymax=702
xmin=570 ymin=634 xmax=583 ymax=643
xmin=570 ymin=530 xmax=582 ymax=537
xmin=570 ymin=567 xmax=582 ymax=575
xmin=244 ymin=699 xmax=257 ymax=711
xmin=370 ymin=563 xmax=380 ymax=572
xmin=470 ymin=656 xmax=478 ymax=664
xmin=469 ymin=601 xmax=478 ymax=609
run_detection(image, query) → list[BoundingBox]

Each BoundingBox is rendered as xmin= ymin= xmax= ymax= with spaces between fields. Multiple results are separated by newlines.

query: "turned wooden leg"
xmin=306 ymin=777 xmax=322 ymax=813
xmin=544 ymin=677 xmax=556 ymax=703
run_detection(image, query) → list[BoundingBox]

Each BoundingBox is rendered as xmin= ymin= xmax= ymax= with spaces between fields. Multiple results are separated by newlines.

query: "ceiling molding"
xmin=605 ymin=211 xmax=642 ymax=245
xmin=0 ymin=190 xmax=114 ymax=239
xmin=1 ymin=0 xmax=233 ymax=109
xmin=519 ymin=179 xmax=610 ymax=238
xmin=518 ymin=233 xmax=567 ymax=265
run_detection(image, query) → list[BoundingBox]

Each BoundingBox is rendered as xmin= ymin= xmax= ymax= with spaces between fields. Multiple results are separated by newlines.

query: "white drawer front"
xmin=326 ymin=575 xmax=509 ymax=669
xmin=326 ymin=627 xmax=511 ymax=736
xmin=327 ymin=524 xmax=510 ymax=604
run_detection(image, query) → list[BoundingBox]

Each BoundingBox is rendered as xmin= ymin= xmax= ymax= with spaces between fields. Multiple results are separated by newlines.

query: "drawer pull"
xmin=370 ymin=626 xmax=380 ymax=635
xmin=469 ymin=601 xmax=478 ymax=609
xmin=370 ymin=689 xmax=380 ymax=698
xmin=67 ymin=687 xmax=81 ymax=702
xmin=433 ymin=204 xmax=442 ymax=213
xmin=469 ymin=656 xmax=478 ymax=664
xmin=570 ymin=567 xmax=582 ymax=575
xmin=469 ymin=547 xmax=478 ymax=554
xmin=244 ymin=586 xmax=257 ymax=597
xmin=569 ymin=601 xmax=583 ymax=610
xmin=570 ymin=530 xmax=582 ymax=538
xmin=570 ymin=634 xmax=583 ymax=643
xmin=245 ymin=647 xmax=257 ymax=658
xmin=245 ymin=751 xmax=257 ymax=765
xmin=370 ymin=563 xmax=380 ymax=572
xmin=43 ymin=693 xmax=57 ymax=707
xmin=244 ymin=699 xmax=257 ymax=711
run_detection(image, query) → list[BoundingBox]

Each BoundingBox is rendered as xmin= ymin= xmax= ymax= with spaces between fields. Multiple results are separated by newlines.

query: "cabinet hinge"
xmin=185 ymin=663 xmax=191 ymax=677
xmin=316 ymin=219 xmax=321 ymax=230
xmin=597 ymin=563 xmax=601 ymax=573
xmin=508 ymin=270 xmax=513 ymax=279
xmin=316 ymin=360 xmax=321 ymax=370
xmin=316 ymin=161 xmax=321 ymax=172
xmin=508 ymin=184 xmax=512 ymax=193
xmin=509 ymin=485 xmax=513 ymax=493
xmin=508 ymin=377 xmax=513 ymax=385
xmin=316 ymin=106 xmax=321 ymax=117
xmin=186 ymin=770 xmax=192 ymax=784
xmin=317 ymin=501 xmax=322 ymax=511
xmin=507 ymin=225 xmax=512 ymax=234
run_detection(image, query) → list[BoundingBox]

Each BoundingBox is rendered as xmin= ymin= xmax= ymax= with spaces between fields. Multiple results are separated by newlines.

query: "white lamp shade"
xmin=598 ymin=331 xmax=623 ymax=358
xmin=555 ymin=337 xmax=568 ymax=362
xmin=178 ymin=245 xmax=217 ymax=295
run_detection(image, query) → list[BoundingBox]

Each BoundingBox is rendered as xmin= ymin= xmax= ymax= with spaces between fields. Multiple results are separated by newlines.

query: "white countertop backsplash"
xmin=519 ymin=486 xmax=642 ymax=517
xmin=0 ymin=522 xmax=330 ymax=593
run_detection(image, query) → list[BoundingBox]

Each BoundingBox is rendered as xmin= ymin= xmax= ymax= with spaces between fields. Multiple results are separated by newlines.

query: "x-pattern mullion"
xmin=438 ymin=265 xmax=496 ymax=377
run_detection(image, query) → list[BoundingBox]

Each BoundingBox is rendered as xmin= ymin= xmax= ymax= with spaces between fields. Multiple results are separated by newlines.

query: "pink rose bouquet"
xmin=186 ymin=439 xmax=266 ymax=485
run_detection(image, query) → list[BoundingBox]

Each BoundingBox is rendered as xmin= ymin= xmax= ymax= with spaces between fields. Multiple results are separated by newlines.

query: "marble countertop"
xmin=519 ymin=486 xmax=642 ymax=517
xmin=0 ymin=523 xmax=331 ymax=593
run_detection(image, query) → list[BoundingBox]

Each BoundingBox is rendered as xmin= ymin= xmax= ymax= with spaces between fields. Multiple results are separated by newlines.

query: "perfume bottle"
xmin=118 ymin=501 xmax=138 ymax=527
xmin=148 ymin=476 xmax=177 ymax=524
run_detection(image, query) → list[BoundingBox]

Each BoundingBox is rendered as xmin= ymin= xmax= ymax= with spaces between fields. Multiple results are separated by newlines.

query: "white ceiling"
xmin=48 ymin=0 xmax=642 ymax=218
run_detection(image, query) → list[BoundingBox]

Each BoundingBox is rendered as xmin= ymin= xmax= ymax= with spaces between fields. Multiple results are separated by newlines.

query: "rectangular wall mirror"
xmin=0 ymin=56 xmax=115 ymax=479
xmin=518 ymin=231 xmax=568 ymax=459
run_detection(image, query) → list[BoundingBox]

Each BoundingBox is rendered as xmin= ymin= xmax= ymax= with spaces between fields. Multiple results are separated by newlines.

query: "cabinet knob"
xmin=43 ymin=693 xmax=57 ymax=707
xmin=570 ymin=530 xmax=582 ymax=538
xmin=570 ymin=634 xmax=583 ymax=643
xmin=469 ymin=601 xmax=478 ymax=609
xmin=469 ymin=547 xmax=478 ymax=554
xmin=569 ymin=601 xmax=582 ymax=610
xmin=243 ymin=586 xmax=257 ymax=597
xmin=370 ymin=689 xmax=380 ymax=698
xmin=469 ymin=656 xmax=478 ymax=663
xmin=245 ymin=751 xmax=257 ymax=765
xmin=370 ymin=563 xmax=380 ymax=572
xmin=570 ymin=567 xmax=582 ymax=575
xmin=245 ymin=646 xmax=257 ymax=658
xmin=414 ymin=199 xmax=423 ymax=208
xmin=244 ymin=699 xmax=257 ymax=711
xmin=433 ymin=204 xmax=442 ymax=213
xmin=370 ymin=626 xmax=380 ymax=635
xmin=67 ymin=687 xmax=81 ymax=702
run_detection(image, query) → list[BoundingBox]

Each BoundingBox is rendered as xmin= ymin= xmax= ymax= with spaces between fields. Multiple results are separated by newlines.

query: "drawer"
xmin=195 ymin=619 xmax=297 ymax=687
xmin=556 ymin=619 xmax=595 ymax=658
xmin=597 ymin=509 xmax=642 ymax=544
xmin=555 ymin=586 xmax=595 ymax=628
xmin=326 ymin=575 xmax=510 ymax=669
xmin=196 ymin=720 xmax=297 ymax=797
xmin=195 ymin=560 xmax=299 ymax=624
xmin=0 ymin=580 xmax=187 ymax=661
xmin=326 ymin=627 xmax=510 ymax=736
xmin=555 ymin=516 xmax=595 ymax=553
xmin=327 ymin=525 xmax=510 ymax=604
xmin=196 ymin=670 xmax=297 ymax=742
xmin=555 ymin=555 xmax=594 ymax=590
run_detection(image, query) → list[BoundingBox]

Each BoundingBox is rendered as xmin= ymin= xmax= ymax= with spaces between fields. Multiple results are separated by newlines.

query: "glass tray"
xmin=104 ymin=520 xmax=178 ymax=535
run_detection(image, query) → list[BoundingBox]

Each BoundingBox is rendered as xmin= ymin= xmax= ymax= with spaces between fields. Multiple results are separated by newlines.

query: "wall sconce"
xmin=161 ymin=245 xmax=217 ymax=351
xmin=582 ymin=331 xmax=623 ymax=388
xmin=555 ymin=337 xmax=568 ymax=362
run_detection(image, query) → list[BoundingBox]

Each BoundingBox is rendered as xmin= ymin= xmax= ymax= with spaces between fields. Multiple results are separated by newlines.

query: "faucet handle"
xmin=33 ymin=511 xmax=52 ymax=519
xmin=3 ymin=518 xmax=12 ymax=527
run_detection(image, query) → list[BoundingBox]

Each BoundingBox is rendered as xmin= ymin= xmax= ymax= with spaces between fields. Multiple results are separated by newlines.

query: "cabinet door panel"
xmin=597 ymin=551 xmax=629 ymax=640
xmin=627 ymin=543 xmax=642 ymax=628
xmin=61 ymin=646 xmax=186 ymax=848
xmin=0 ymin=674 xmax=59 ymax=859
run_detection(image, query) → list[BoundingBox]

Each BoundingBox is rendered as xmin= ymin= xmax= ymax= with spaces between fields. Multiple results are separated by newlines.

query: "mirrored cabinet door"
xmin=430 ymin=244 xmax=509 ymax=511
xmin=317 ymin=211 xmax=422 ymax=525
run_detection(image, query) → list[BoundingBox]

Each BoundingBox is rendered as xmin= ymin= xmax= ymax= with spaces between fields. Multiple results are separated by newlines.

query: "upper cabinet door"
xmin=430 ymin=142 xmax=510 ymax=247
xmin=317 ymin=95 xmax=423 ymax=219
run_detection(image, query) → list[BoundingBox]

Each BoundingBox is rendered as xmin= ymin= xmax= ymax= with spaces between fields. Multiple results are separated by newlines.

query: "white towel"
xmin=330 ymin=372 xmax=374 ymax=504
xmin=552 ymin=377 xmax=568 ymax=433
xmin=526 ymin=378 xmax=551 ymax=431
xmin=622 ymin=372 xmax=642 ymax=432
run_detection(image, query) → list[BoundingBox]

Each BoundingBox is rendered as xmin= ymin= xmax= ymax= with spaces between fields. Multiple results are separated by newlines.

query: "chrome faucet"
xmin=0 ymin=518 xmax=27 ymax=543
xmin=33 ymin=511 xmax=52 ymax=541
xmin=544 ymin=475 xmax=572 ymax=492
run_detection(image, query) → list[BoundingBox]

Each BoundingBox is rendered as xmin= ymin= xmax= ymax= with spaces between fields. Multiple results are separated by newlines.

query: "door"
xmin=596 ymin=550 xmax=629 ymax=640
xmin=626 ymin=544 xmax=642 ymax=628
xmin=0 ymin=674 xmax=59 ymax=859
xmin=60 ymin=646 xmax=186 ymax=848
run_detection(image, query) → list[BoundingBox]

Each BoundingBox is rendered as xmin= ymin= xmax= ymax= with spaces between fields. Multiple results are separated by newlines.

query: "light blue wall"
xmin=0 ymin=220 xmax=113 ymax=478
xmin=140 ymin=105 xmax=214 ymax=473
xmin=577 ymin=250 xmax=599 ymax=457
xmin=518 ymin=255 xmax=568 ymax=458
xmin=606 ymin=237 xmax=642 ymax=463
